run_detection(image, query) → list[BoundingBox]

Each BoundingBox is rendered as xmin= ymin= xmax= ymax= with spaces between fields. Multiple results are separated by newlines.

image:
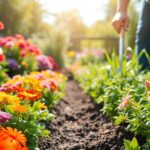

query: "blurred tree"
xmin=55 ymin=9 xmax=87 ymax=50
xmin=0 ymin=0 xmax=50 ymax=36
xmin=30 ymin=26 xmax=70 ymax=68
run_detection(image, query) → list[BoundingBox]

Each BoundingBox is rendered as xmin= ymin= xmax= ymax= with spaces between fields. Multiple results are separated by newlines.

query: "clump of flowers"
xmin=0 ymin=111 xmax=12 ymax=123
xmin=0 ymin=35 xmax=39 ymax=76
xmin=75 ymin=48 xmax=105 ymax=65
xmin=0 ymin=70 xmax=66 ymax=149
xmin=0 ymin=23 xmax=9 ymax=85
xmin=0 ymin=70 xmax=66 ymax=96
xmin=0 ymin=33 xmax=58 ymax=76
xmin=36 ymin=55 xmax=58 ymax=71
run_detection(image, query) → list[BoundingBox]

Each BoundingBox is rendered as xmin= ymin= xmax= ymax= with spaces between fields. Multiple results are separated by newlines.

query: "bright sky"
xmin=37 ymin=0 xmax=109 ymax=26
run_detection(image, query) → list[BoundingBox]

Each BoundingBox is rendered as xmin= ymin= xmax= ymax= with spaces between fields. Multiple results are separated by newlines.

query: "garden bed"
xmin=39 ymin=79 xmax=132 ymax=150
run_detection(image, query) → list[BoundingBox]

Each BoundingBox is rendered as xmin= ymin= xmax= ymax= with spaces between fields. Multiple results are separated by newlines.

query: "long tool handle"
xmin=119 ymin=28 xmax=125 ymax=70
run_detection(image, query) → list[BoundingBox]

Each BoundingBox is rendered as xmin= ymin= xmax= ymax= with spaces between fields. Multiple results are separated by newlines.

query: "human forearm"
xmin=111 ymin=0 xmax=130 ymax=33
xmin=117 ymin=0 xmax=130 ymax=13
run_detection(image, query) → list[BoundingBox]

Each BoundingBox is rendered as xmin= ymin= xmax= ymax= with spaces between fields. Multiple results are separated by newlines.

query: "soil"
xmin=39 ymin=78 xmax=133 ymax=150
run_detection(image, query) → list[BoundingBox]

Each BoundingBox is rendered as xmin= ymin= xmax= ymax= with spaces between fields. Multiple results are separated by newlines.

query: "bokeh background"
xmin=0 ymin=0 xmax=140 ymax=67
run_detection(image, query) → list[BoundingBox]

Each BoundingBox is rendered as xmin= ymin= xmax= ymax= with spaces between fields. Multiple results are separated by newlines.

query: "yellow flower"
xmin=22 ymin=76 xmax=42 ymax=92
xmin=21 ymin=61 xmax=29 ymax=68
xmin=0 ymin=92 xmax=20 ymax=106
xmin=39 ymin=102 xmax=47 ymax=109
xmin=67 ymin=50 xmax=75 ymax=58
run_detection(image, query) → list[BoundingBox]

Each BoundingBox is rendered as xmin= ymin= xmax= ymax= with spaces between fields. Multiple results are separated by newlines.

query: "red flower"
xmin=0 ymin=54 xmax=4 ymax=62
xmin=18 ymin=41 xmax=27 ymax=49
xmin=0 ymin=21 xmax=4 ymax=30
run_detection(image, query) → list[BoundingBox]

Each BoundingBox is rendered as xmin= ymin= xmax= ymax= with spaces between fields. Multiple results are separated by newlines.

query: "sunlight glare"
xmin=38 ymin=0 xmax=109 ymax=26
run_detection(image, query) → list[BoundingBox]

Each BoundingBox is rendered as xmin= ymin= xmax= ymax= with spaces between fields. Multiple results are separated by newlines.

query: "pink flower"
xmin=4 ymin=41 xmax=14 ymax=48
xmin=36 ymin=55 xmax=53 ymax=70
xmin=41 ymin=80 xmax=57 ymax=91
xmin=0 ymin=83 xmax=13 ymax=93
xmin=34 ymin=73 xmax=46 ymax=80
xmin=0 ymin=111 xmax=12 ymax=123
xmin=118 ymin=95 xmax=131 ymax=110
xmin=21 ymin=50 xmax=27 ymax=57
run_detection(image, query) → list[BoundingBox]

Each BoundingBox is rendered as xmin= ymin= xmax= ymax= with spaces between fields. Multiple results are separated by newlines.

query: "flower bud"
xmin=145 ymin=80 xmax=150 ymax=91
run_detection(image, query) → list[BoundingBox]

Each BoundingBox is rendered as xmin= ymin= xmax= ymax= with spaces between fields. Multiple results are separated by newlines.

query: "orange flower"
xmin=12 ymin=87 xmax=23 ymax=92
xmin=11 ymin=104 xmax=27 ymax=113
xmin=0 ymin=21 xmax=4 ymax=30
xmin=17 ymin=89 xmax=41 ymax=101
xmin=50 ymin=81 xmax=58 ymax=91
xmin=15 ymin=34 xmax=24 ymax=40
xmin=0 ymin=127 xmax=28 ymax=150
xmin=145 ymin=80 xmax=150 ymax=91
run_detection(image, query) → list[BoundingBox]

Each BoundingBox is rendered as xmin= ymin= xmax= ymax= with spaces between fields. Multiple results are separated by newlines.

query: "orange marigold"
xmin=17 ymin=90 xmax=41 ymax=101
xmin=11 ymin=104 xmax=27 ymax=113
xmin=0 ymin=127 xmax=28 ymax=150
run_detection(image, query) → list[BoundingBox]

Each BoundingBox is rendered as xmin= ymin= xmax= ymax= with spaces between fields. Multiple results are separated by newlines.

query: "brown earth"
xmin=39 ymin=79 xmax=133 ymax=150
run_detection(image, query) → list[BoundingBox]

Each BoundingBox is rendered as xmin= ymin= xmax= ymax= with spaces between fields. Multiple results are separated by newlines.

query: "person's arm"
xmin=111 ymin=0 xmax=130 ymax=33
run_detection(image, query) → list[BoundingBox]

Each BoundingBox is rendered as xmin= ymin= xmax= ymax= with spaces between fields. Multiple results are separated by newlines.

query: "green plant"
xmin=124 ymin=137 xmax=140 ymax=150
xmin=71 ymin=48 xmax=150 ymax=147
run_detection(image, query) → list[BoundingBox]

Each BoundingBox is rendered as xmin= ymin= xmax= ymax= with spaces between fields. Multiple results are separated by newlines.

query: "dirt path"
xmin=39 ymin=79 xmax=132 ymax=150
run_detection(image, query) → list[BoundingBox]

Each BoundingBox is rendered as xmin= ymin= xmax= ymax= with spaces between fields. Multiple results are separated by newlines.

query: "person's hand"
xmin=111 ymin=11 xmax=129 ymax=33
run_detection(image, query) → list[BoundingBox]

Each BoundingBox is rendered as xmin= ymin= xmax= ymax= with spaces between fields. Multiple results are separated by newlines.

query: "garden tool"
xmin=119 ymin=27 xmax=125 ymax=72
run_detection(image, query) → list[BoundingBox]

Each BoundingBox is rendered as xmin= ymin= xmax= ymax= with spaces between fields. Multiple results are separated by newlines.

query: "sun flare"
xmin=38 ymin=0 xmax=108 ymax=26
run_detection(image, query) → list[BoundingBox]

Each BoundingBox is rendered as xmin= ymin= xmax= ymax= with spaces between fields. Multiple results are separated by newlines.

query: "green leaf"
xmin=114 ymin=115 xmax=127 ymax=125
xmin=124 ymin=140 xmax=132 ymax=150
xmin=124 ymin=137 xmax=140 ymax=150
xmin=130 ymin=137 xmax=140 ymax=150
xmin=104 ymin=49 xmax=112 ymax=65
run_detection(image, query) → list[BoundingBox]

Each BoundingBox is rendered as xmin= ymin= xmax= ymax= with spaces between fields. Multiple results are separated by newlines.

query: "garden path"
xmin=39 ymin=77 xmax=132 ymax=150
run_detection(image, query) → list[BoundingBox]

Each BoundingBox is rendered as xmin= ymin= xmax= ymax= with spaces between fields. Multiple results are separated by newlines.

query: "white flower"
xmin=0 ymin=47 xmax=3 ymax=54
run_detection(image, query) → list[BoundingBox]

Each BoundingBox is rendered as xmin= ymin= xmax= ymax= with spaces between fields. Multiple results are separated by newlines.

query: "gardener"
xmin=112 ymin=0 xmax=150 ymax=70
